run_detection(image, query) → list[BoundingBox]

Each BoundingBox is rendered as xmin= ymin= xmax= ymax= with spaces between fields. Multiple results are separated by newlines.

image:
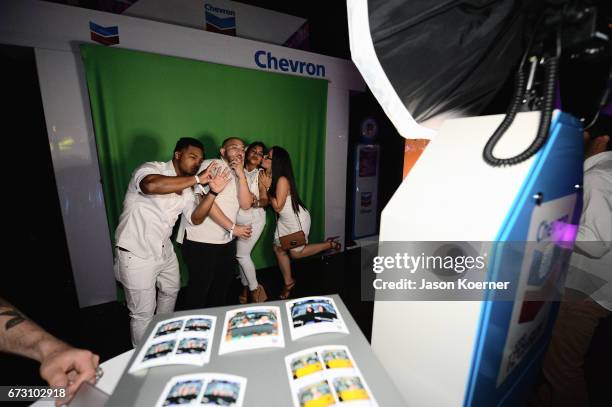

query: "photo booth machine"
xmin=348 ymin=0 xmax=610 ymax=406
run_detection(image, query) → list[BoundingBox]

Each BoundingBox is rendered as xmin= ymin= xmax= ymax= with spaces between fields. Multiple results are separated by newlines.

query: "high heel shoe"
xmin=251 ymin=284 xmax=268 ymax=303
xmin=279 ymin=280 xmax=296 ymax=300
xmin=238 ymin=286 xmax=249 ymax=304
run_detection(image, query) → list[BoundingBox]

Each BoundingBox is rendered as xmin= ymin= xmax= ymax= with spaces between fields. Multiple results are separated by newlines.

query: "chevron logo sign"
xmin=89 ymin=22 xmax=120 ymax=46
xmin=205 ymin=3 xmax=236 ymax=36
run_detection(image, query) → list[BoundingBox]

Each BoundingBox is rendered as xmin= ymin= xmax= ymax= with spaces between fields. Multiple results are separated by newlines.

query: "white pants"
xmin=114 ymin=247 xmax=180 ymax=347
xmin=236 ymin=214 xmax=266 ymax=290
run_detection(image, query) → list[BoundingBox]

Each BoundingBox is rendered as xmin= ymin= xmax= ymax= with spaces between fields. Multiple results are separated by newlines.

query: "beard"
xmin=186 ymin=165 xmax=199 ymax=176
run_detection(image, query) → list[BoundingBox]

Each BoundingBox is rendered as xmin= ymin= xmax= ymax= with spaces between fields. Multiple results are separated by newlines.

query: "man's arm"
xmin=574 ymin=181 xmax=612 ymax=258
xmin=140 ymin=174 xmax=200 ymax=195
xmin=189 ymin=168 xmax=232 ymax=225
xmin=208 ymin=203 xmax=233 ymax=230
xmin=208 ymin=204 xmax=252 ymax=239
xmin=0 ymin=297 xmax=99 ymax=404
xmin=190 ymin=193 xmax=217 ymax=225
xmin=229 ymin=158 xmax=252 ymax=210
xmin=140 ymin=162 xmax=220 ymax=195
xmin=236 ymin=175 xmax=252 ymax=210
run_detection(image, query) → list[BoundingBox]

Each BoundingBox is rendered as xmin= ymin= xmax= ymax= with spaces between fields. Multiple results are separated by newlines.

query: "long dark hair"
xmin=269 ymin=146 xmax=307 ymax=214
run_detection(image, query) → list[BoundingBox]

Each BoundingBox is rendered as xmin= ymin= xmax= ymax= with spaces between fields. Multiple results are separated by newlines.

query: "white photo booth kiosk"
xmin=348 ymin=0 xmax=585 ymax=405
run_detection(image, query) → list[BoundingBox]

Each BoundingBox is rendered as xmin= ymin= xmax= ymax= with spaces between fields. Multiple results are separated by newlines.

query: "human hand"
xmin=209 ymin=168 xmax=231 ymax=194
xmin=229 ymin=155 xmax=245 ymax=178
xmin=233 ymin=224 xmax=252 ymax=239
xmin=38 ymin=341 xmax=100 ymax=406
xmin=198 ymin=162 xmax=219 ymax=184
xmin=259 ymin=171 xmax=272 ymax=190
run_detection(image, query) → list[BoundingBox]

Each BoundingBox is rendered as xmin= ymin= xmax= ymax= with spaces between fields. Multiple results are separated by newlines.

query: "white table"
xmin=108 ymin=295 xmax=407 ymax=406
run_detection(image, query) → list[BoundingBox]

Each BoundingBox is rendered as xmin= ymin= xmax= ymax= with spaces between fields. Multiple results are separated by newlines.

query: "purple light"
xmin=551 ymin=221 xmax=578 ymax=249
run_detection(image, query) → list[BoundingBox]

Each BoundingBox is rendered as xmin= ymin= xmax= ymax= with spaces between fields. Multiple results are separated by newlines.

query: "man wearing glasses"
xmin=178 ymin=137 xmax=253 ymax=308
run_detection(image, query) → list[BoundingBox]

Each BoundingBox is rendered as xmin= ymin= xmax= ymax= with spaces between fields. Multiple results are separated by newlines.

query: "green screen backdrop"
xmin=80 ymin=44 xmax=328 ymax=279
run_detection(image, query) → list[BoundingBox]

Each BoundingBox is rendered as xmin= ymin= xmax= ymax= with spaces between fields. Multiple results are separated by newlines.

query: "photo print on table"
xmin=201 ymin=378 xmax=242 ymax=406
xmin=155 ymin=373 xmax=247 ymax=407
xmin=290 ymin=351 xmax=324 ymax=379
xmin=285 ymin=345 xmax=378 ymax=407
xmin=129 ymin=315 xmax=217 ymax=373
xmin=322 ymin=349 xmax=353 ymax=370
xmin=143 ymin=339 xmax=176 ymax=362
xmin=160 ymin=378 xmax=202 ymax=406
xmin=286 ymin=297 xmax=349 ymax=340
xmin=155 ymin=320 xmax=184 ymax=338
xmin=297 ymin=380 xmax=335 ymax=407
xmin=218 ymin=306 xmax=285 ymax=355
xmin=184 ymin=317 xmax=213 ymax=332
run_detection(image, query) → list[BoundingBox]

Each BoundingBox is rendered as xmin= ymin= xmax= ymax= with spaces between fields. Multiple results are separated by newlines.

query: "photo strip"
xmin=155 ymin=373 xmax=247 ymax=407
xmin=285 ymin=345 xmax=378 ymax=407
xmin=218 ymin=306 xmax=285 ymax=355
xmin=129 ymin=315 xmax=216 ymax=373
xmin=286 ymin=297 xmax=349 ymax=340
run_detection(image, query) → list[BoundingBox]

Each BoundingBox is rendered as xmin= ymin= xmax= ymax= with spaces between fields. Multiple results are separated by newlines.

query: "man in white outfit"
xmin=179 ymin=137 xmax=253 ymax=308
xmin=115 ymin=137 xmax=230 ymax=346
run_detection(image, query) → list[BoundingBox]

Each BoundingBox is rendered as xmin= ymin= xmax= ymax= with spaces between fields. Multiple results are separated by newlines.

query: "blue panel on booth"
xmin=464 ymin=111 xmax=584 ymax=406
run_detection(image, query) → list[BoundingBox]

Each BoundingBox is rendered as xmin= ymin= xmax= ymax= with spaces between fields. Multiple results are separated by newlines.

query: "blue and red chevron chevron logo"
xmin=89 ymin=21 xmax=120 ymax=46
xmin=205 ymin=4 xmax=236 ymax=36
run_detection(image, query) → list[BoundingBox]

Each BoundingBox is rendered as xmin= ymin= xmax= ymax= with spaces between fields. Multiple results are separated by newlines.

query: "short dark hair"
xmin=174 ymin=137 xmax=204 ymax=153
xmin=221 ymin=137 xmax=244 ymax=149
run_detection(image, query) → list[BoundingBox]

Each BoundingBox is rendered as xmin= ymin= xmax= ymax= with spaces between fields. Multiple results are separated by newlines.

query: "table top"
xmin=39 ymin=295 xmax=407 ymax=406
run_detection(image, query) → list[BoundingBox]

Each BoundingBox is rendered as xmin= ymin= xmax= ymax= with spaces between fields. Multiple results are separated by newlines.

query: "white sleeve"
xmin=574 ymin=172 xmax=612 ymax=258
xmin=133 ymin=162 xmax=162 ymax=194
xmin=182 ymin=189 xmax=199 ymax=226
xmin=196 ymin=159 xmax=216 ymax=194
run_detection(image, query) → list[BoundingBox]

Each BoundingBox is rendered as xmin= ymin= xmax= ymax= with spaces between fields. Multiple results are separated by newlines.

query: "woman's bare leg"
xmin=273 ymin=244 xmax=294 ymax=285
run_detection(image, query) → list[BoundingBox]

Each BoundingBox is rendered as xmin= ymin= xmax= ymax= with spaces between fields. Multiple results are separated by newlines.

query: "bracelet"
xmin=209 ymin=190 xmax=218 ymax=196
xmin=229 ymin=223 xmax=236 ymax=239
xmin=194 ymin=175 xmax=200 ymax=184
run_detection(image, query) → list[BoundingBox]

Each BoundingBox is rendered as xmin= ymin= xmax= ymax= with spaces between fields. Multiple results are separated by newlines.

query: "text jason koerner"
xmin=373 ymin=279 xmax=510 ymax=290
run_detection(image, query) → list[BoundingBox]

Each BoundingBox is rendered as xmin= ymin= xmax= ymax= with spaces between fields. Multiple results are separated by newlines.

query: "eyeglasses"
xmin=226 ymin=144 xmax=246 ymax=152
xmin=251 ymin=151 xmax=264 ymax=157
xmin=263 ymin=155 xmax=272 ymax=160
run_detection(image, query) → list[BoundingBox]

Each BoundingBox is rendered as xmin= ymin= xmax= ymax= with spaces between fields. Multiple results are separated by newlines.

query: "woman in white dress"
xmin=266 ymin=146 xmax=341 ymax=299
xmin=236 ymin=142 xmax=269 ymax=303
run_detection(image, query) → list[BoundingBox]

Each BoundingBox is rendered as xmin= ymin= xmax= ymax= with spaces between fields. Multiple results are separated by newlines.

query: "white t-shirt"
xmin=180 ymin=158 xmax=241 ymax=244
xmin=115 ymin=160 xmax=196 ymax=259
xmin=565 ymin=151 xmax=612 ymax=310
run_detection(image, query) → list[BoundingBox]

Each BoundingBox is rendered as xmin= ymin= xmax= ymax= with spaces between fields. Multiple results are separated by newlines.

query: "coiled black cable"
xmin=482 ymin=55 xmax=559 ymax=166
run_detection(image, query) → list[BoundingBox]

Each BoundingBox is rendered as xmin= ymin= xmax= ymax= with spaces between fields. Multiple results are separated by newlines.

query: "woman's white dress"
xmin=273 ymin=194 xmax=311 ymax=250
